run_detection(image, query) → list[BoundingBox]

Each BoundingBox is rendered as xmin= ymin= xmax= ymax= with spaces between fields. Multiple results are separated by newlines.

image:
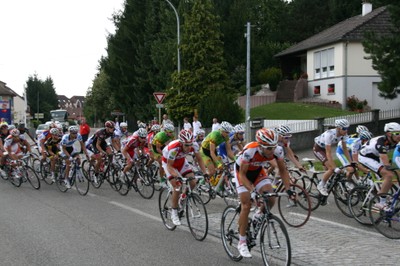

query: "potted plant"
xmin=328 ymin=85 xmax=335 ymax=93
xmin=356 ymin=102 xmax=365 ymax=112
xmin=314 ymin=86 xmax=320 ymax=95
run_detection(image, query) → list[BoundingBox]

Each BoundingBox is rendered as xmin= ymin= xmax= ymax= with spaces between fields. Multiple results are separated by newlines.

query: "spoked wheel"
xmin=158 ymin=187 xmax=177 ymax=231
xmin=24 ymin=166 xmax=41 ymax=190
xmin=56 ymin=176 xmax=69 ymax=193
xmin=296 ymin=176 xmax=320 ymax=211
xmin=260 ymin=215 xmax=291 ymax=266
xmin=223 ymin=179 xmax=239 ymax=207
xmin=195 ymin=181 xmax=212 ymax=205
xmin=348 ymin=186 xmax=372 ymax=225
xmin=135 ymin=169 xmax=155 ymax=199
xmin=220 ymin=205 xmax=242 ymax=262
xmin=369 ymin=193 xmax=400 ymax=239
xmin=75 ymin=168 xmax=89 ymax=196
xmin=9 ymin=173 xmax=22 ymax=187
xmin=333 ymin=180 xmax=355 ymax=217
xmin=118 ymin=173 xmax=131 ymax=196
xmin=278 ymin=184 xmax=311 ymax=227
xmin=186 ymin=193 xmax=208 ymax=241
xmin=40 ymin=160 xmax=54 ymax=185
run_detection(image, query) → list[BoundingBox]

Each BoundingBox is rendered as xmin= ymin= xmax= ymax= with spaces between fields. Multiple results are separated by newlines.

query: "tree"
xmin=25 ymin=74 xmax=58 ymax=122
xmin=363 ymin=4 xmax=400 ymax=99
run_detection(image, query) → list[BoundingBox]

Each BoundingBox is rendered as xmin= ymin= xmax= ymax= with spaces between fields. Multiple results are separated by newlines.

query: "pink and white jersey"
xmin=162 ymin=140 xmax=199 ymax=164
xmin=4 ymin=135 xmax=22 ymax=154
xmin=125 ymin=133 xmax=146 ymax=151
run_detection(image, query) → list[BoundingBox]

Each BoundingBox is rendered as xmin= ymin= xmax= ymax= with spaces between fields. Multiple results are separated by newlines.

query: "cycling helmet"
xmin=137 ymin=128 xmax=148 ymax=138
xmin=356 ymin=125 xmax=369 ymax=134
xmin=163 ymin=123 xmax=174 ymax=132
xmin=0 ymin=122 xmax=8 ymax=129
xmin=256 ymin=128 xmax=278 ymax=147
xmin=220 ymin=121 xmax=234 ymax=133
xmin=69 ymin=126 xmax=79 ymax=133
xmin=105 ymin=120 xmax=115 ymax=128
xmin=120 ymin=122 xmax=128 ymax=128
xmin=359 ymin=130 xmax=373 ymax=140
xmin=384 ymin=122 xmax=400 ymax=132
xmin=234 ymin=124 xmax=245 ymax=134
xmin=10 ymin=128 xmax=20 ymax=136
xmin=196 ymin=129 xmax=205 ymax=136
xmin=7 ymin=125 xmax=16 ymax=131
xmin=151 ymin=124 xmax=161 ymax=132
xmin=335 ymin=119 xmax=350 ymax=129
xmin=275 ymin=125 xmax=292 ymax=136
xmin=50 ymin=128 xmax=59 ymax=135
xmin=178 ymin=129 xmax=194 ymax=144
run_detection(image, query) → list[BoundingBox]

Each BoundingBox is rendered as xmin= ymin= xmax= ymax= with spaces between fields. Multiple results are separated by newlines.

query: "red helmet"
xmin=105 ymin=120 xmax=115 ymax=128
xmin=256 ymin=128 xmax=278 ymax=147
xmin=178 ymin=129 xmax=194 ymax=144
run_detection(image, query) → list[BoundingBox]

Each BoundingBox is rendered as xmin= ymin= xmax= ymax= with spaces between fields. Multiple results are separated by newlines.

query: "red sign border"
xmin=153 ymin=92 xmax=166 ymax=104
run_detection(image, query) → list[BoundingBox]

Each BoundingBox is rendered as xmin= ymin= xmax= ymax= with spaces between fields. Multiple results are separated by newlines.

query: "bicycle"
xmin=2 ymin=154 xmax=41 ymax=189
xmin=117 ymin=155 xmax=155 ymax=199
xmin=368 ymin=168 xmax=400 ymax=239
xmin=56 ymin=153 xmax=89 ymax=195
xmin=296 ymin=158 xmax=356 ymax=217
xmin=82 ymin=153 xmax=120 ymax=190
xmin=158 ymin=176 xmax=208 ymax=241
xmin=221 ymin=191 xmax=291 ymax=265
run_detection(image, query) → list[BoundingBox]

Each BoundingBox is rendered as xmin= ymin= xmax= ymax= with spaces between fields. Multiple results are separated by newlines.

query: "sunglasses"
xmin=237 ymin=132 xmax=245 ymax=135
xmin=139 ymin=136 xmax=146 ymax=140
xmin=391 ymin=132 xmax=400 ymax=136
xmin=260 ymin=145 xmax=277 ymax=150
xmin=184 ymin=143 xmax=193 ymax=147
xmin=70 ymin=132 xmax=77 ymax=135
xmin=341 ymin=127 xmax=349 ymax=131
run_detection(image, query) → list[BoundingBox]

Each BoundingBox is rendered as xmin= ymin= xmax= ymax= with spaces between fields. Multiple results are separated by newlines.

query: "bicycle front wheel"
xmin=278 ymin=184 xmax=311 ymax=227
xmin=260 ymin=215 xmax=291 ymax=266
xmin=186 ymin=193 xmax=208 ymax=241
xmin=195 ymin=181 xmax=212 ymax=205
xmin=135 ymin=169 xmax=155 ymax=199
xmin=220 ymin=205 xmax=242 ymax=262
xmin=75 ymin=169 xmax=89 ymax=196
xmin=24 ymin=166 xmax=41 ymax=190
xmin=369 ymin=193 xmax=400 ymax=239
xmin=158 ymin=188 xmax=177 ymax=231
xmin=296 ymin=175 xmax=321 ymax=211
xmin=40 ymin=160 xmax=53 ymax=185
xmin=333 ymin=179 xmax=355 ymax=217
xmin=348 ymin=186 xmax=372 ymax=225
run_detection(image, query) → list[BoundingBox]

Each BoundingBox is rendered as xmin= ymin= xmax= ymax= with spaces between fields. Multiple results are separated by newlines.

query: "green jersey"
xmin=201 ymin=130 xmax=228 ymax=150
xmin=152 ymin=131 xmax=173 ymax=146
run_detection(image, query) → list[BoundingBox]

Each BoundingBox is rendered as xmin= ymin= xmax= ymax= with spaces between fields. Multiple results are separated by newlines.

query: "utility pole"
xmin=245 ymin=22 xmax=251 ymax=143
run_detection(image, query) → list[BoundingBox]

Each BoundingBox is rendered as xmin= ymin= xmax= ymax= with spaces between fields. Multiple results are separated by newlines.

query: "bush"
xmin=346 ymin=95 xmax=368 ymax=111
xmin=257 ymin=67 xmax=282 ymax=91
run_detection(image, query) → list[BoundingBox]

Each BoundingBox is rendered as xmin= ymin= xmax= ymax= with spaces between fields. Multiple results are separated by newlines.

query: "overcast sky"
xmin=0 ymin=0 xmax=124 ymax=98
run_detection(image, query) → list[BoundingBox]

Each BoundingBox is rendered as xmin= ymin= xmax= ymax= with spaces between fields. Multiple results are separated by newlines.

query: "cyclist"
xmin=151 ymin=123 xmax=175 ymax=181
xmin=38 ymin=122 xmax=58 ymax=161
xmin=60 ymin=126 xmax=89 ymax=188
xmin=336 ymin=129 xmax=373 ymax=179
xmin=194 ymin=129 xmax=205 ymax=146
xmin=358 ymin=122 xmax=400 ymax=209
xmin=43 ymin=128 xmax=62 ymax=181
xmin=121 ymin=128 xmax=148 ymax=181
xmin=393 ymin=142 xmax=400 ymax=169
xmin=145 ymin=124 xmax=161 ymax=167
xmin=0 ymin=123 xmax=9 ymax=161
xmin=115 ymin=122 xmax=129 ymax=151
xmin=234 ymin=128 xmax=294 ymax=258
xmin=86 ymin=121 xmax=119 ymax=184
xmin=218 ymin=124 xmax=245 ymax=161
xmin=162 ymin=129 xmax=208 ymax=226
xmin=4 ymin=129 xmax=24 ymax=160
xmin=201 ymin=121 xmax=235 ymax=177
xmin=314 ymin=119 xmax=351 ymax=196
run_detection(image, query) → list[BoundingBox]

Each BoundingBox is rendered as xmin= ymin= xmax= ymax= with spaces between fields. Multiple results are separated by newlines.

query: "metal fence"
xmin=262 ymin=108 xmax=400 ymax=133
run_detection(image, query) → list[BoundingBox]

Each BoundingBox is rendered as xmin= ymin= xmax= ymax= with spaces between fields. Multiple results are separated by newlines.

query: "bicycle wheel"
xmin=348 ymin=186 xmax=373 ymax=225
xmin=220 ymin=205 xmax=243 ymax=262
xmin=24 ymin=166 xmax=41 ymax=189
xmin=9 ymin=173 xmax=22 ymax=187
xmin=158 ymin=187 xmax=177 ymax=231
xmin=117 ymin=172 xmax=131 ymax=196
xmin=135 ymin=169 xmax=155 ymax=199
xmin=148 ymin=164 xmax=163 ymax=191
xmin=278 ymin=184 xmax=311 ymax=227
xmin=369 ymin=193 xmax=400 ymax=239
xmin=288 ymin=169 xmax=303 ymax=183
xmin=195 ymin=181 xmax=212 ymax=205
xmin=296 ymin=176 xmax=321 ymax=211
xmin=32 ymin=158 xmax=41 ymax=175
xmin=223 ymin=179 xmax=239 ymax=207
xmin=333 ymin=179 xmax=355 ymax=217
xmin=40 ymin=160 xmax=54 ymax=185
xmin=56 ymin=176 xmax=68 ymax=192
xmin=260 ymin=215 xmax=291 ymax=266
xmin=186 ymin=193 xmax=208 ymax=241
xmin=75 ymin=168 xmax=89 ymax=196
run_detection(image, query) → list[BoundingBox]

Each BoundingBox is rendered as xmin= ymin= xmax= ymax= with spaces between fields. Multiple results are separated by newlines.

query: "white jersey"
xmin=314 ymin=128 xmax=348 ymax=149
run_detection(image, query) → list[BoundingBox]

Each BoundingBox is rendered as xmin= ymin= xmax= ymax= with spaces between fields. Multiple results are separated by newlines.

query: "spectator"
xmin=212 ymin=118 xmax=221 ymax=131
xmin=79 ymin=118 xmax=91 ymax=142
xmin=162 ymin=114 xmax=173 ymax=128
xmin=192 ymin=116 xmax=202 ymax=136
xmin=183 ymin=117 xmax=192 ymax=131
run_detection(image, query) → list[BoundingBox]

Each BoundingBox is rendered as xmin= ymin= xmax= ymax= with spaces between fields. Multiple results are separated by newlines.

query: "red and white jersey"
xmin=235 ymin=142 xmax=284 ymax=171
xmin=124 ymin=133 xmax=146 ymax=151
xmin=147 ymin=131 xmax=156 ymax=146
xmin=4 ymin=135 xmax=22 ymax=154
xmin=162 ymin=140 xmax=200 ymax=164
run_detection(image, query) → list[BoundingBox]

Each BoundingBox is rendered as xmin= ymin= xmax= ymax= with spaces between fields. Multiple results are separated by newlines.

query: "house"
xmin=275 ymin=2 xmax=400 ymax=111
xmin=57 ymin=95 xmax=85 ymax=121
xmin=0 ymin=80 xmax=24 ymax=124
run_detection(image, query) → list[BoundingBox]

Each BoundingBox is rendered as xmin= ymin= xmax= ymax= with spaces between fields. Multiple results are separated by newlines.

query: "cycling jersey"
xmin=124 ymin=133 xmax=146 ymax=158
xmin=86 ymin=128 xmax=115 ymax=152
xmin=151 ymin=131 xmax=174 ymax=154
xmin=314 ymin=128 xmax=348 ymax=149
xmin=359 ymin=135 xmax=396 ymax=161
xmin=218 ymin=132 xmax=244 ymax=158
xmin=161 ymin=140 xmax=199 ymax=177
xmin=44 ymin=137 xmax=61 ymax=154
xmin=4 ymin=135 xmax=23 ymax=155
xmin=393 ymin=144 xmax=400 ymax=168
xmin=60 ymin=133 xmax=83 ymax=156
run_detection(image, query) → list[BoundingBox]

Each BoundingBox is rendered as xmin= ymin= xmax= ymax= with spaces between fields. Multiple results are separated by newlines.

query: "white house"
xmin=276 ymin=3 xmax=400 ymax=110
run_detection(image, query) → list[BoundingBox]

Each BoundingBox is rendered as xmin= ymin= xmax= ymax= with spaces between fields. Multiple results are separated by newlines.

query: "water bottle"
xmin=179 ymin=192 xmax=187 ymax=209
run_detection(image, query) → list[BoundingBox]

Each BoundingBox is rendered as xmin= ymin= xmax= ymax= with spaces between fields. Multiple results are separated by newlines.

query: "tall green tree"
xmin=25 ymin=74 xmax=58 ymax=122
xmin=363 ymin=4 xmax=400 ymax=99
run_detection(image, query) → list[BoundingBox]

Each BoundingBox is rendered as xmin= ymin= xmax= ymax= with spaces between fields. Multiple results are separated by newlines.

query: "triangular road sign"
xmin=153 ymin=92 xmax=166 ymax=104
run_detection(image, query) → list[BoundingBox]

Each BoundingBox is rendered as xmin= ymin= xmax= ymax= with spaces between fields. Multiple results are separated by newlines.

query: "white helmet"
xmin=356 ymin=125 xmax=369 ymax=134
xmin=384 ymin=122 xmax=400 ymax=132
xmin=275 ymin=125 xmax=292 ymax=136
xmin=335 ymin=119 xmax=350 ymax=129
xmin=220 ymin=121 xmax=233 ymax=133
xmin=256 ymin=128 xmax=279 ymax=147
xmin=234 ymin=124 xmax=245 ymax=133
xmin=137 ymin=128 xmax=147 ymax=138
xmin=196 ymin=129 xmax=205 ymax=136
xmin=151 ymin=124 xmax=161 ymax=132
xmin=163 ymin=123 xmax=174 ymax=132
xmin=7 ymin=124 xmax=16 ymax=131
xmin=120 ymin=122 xmax=128 ymax=128
xmin=178 ymin=129 xmax=194 ymax=144
xmin=359 ymin=130 xmax=373 ymax=140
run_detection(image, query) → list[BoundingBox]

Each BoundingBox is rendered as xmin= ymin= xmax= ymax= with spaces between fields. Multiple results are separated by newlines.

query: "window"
xmin=328 ymin=84 xmax=335 ymax=94
xmin=314 ymin=48 xmax=334 ymax=79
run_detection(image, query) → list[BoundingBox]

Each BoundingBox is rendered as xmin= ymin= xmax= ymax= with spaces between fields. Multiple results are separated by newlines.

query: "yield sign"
xmin=153 ymin=92 xmax=166 ymax=104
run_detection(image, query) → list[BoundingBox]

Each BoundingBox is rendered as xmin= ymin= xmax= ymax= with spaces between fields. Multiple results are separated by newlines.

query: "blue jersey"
xmin=61 ymin=133 xmax=83 ymax=147
xmin=218 ymin=133 xmax=244 ymax=158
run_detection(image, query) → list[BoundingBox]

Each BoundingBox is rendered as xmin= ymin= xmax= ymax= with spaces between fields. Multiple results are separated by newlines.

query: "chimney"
xmin=362 ymin=1 xmax=372 ymax=16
